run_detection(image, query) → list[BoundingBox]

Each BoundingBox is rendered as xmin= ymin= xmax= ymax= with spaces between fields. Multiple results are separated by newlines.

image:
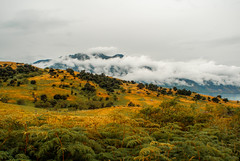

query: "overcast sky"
xmin=0 ymin=0 xmax=240 ymax=65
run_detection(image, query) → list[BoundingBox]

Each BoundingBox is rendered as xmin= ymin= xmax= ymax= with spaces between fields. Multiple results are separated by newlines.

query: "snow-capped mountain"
xmin=33 ymin=53 xmax=240 ymax=94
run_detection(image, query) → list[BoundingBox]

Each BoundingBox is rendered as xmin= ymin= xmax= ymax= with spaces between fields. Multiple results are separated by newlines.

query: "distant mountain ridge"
xmin=67 ymin=53 xmax=124 ymax=61
xmin=33 ymin=53 xmax=129 ymax=77
xmin=33 ymin=52 xmax=240 ymax=94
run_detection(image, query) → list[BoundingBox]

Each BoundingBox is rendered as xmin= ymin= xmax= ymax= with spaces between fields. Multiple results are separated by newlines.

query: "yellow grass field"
xmin=0 ymin=102 xmax=140 ymax=130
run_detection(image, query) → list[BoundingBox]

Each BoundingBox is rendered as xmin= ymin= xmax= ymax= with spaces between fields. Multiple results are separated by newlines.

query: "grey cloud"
xmin=0 ymin=0 xmax=240 ymax=66
xmin=86 ymin=47 xmax=119 ymax=55
xmin=210 ymin=36 xmax=240 ymax=46
xmin=180 ymin=35 xmax=240 ymax=48
xmin=0 ymin=10 xmax=67 ymax=34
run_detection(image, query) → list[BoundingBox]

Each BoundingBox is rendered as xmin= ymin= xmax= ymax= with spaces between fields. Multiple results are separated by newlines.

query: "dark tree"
xmin=212 ymin=97 xmax=220 ymax=103
xmin=82 ymin=83 xmax=96 ymax=92
xmin=17 ymin=81 xmax=22 ymax=86
xmin=223 ymin=98 xmax=229 ymax=103
xmin=146 ymin=83 xmax=158 ymax=91
xmin=167 ymin=89 xmax=173 ymax=95
xmin=137 ymin=83 xmax=145 ymax=89
xmin=160 ymin=88 xmax=167 ymax=95
xmin=208 ymin=97 xmax=211 ymax=101
xmin=40 ymin=94 xmax=48 ymax=103
xmin=54 ymin=94 xmax=67 ymax=100
xmin=173 ymin=87 xmax=177 ymax=91
xmin=128 ymin=102 xmax=135 ymax=107
xmin=66 ymin=68 xmax=75 ymax=76
xmin=193 ymin=94 xmax=202 ymax=101
xmin=9 ymin=79 xmax=16 ymax=86
xmin=176 ymin=88 xmax=192 ymax=96
xmin=131 ymin=80 xmax=136 ymax=84
xmin=30 ymin=80 xmax=36 ymax=85
xmin=76 ymin=70 xmax=122 ymax=92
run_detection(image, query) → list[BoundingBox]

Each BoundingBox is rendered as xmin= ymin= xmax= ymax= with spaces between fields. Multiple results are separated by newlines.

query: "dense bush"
xmin=0 ymin=66 xmax=16 ymax=78
xmin=35 ymin=100 xmax=52 ymax=108
xmin=66 ymin=68 xmax=75 ymax=76
xmin=139 ymin=99 xmax=202 ymax=127
xmin=223 ymin=98 xmax=229 ymax=103
xmin=35 ymin=95 xmax=115 ymax=110
xmin=159 ymin=88 xmax=167 ymax=95
xmin=0 ymin=126 xmax=99 ymax=161
xmin=53 ymin=94 xmax=68 ymax=100
xmin=176 ymin=88 xmax=192 ymax=96
xmin=16 ymin=99 xmax=25 ymax=105
xmin=137 ymin=83 xmax=145 ymax=89
xmin=30 ymin=80 xmax=36 ymax=85
xmin=128 ymin=101 xmax=135 ymax=107
xmin=40 ymin=94 xmax=48 ymax=103
xmin=193 ymin=94 xmax=206 ymax=101
xmin=0 ymin=95 xmax=10 ymax=103
xmin=76 ymin=71 xmax=122 ymax=92
xmin=2 ymin=97 xmax=240 ymax=161
xmin=212 ymin=97 xmax=220 ymax=103
xmin=55 ymin=100 xmax=69 ymax=108
xmin=16 ymin=64 xmax=39 ymax=74
xmin=145 ymin=83 xmax=158 ymax=91
xmin=0 ymin=64 xmax=40 ymax=80
xmin=81 ymin=82 xmax=96 ymax=92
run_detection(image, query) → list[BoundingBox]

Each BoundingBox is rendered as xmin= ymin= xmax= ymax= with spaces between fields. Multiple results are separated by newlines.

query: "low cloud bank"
xmin=35 ymin=53 xmax=240 ymax=86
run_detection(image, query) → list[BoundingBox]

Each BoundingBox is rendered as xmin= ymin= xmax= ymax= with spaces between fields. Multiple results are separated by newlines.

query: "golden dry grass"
xmin=0 ymin=68 xmax=111 ymax=103
xmin=0 ymin=102 xmax=139 ymax=130
xmin=0 ymin=61 xmax=24 ymax=69
xmin=1 ymin=62 xmax=240 ymax=123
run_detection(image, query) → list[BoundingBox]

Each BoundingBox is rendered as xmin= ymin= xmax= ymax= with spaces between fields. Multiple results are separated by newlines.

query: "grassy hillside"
xmin=0 ymin=62 xmax=240 ymax=160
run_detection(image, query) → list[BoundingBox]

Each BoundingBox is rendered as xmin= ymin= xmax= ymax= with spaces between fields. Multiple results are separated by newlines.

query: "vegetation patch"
xmin=0 ymin=62 xmax=240 ymax=160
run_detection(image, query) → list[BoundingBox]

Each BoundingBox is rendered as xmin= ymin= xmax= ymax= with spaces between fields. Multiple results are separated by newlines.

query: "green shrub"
xmin=16 ymin=99 xmax=25 ymax=105
xmin=55 ymin=100 xmax=69 ymax=108
xmin=40 ymin=94 xmax=48 ymax=102
xmin=212 ymin=97 xmax=220 ymax=103
xmin=30 ymin=80 xmax=36 ymax=85
xmin=82 ymin=83 xmax=96 ymax=92
xmin=0 ymin=95 xmax=10 ymax=103
xmin=35 ymin=100 xmax=52 ymax=108
xmin=128 ymin=102 xmax=135 ymax=107
xmin=87 ymin=101 xmax=104 ymax=109
xmin=223 ymin=98 xmax=229 ymax=103
xmin=54 ymin=94 xmax=68 ymax=100
xmin=105 ymin=101 xmax=114 ymax=107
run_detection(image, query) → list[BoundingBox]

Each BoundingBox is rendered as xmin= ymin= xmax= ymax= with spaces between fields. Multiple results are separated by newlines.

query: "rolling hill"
xmin=0 ymin=62 xmax=240 ymax=161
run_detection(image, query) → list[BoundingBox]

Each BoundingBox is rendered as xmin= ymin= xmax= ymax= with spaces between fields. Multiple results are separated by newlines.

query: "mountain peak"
xmin=68 ymin=53 xmax=90 ymax=60
xmin=92 ymin=53 xmax=124 ymax=59
xmin=68 ymin=53 xmax=124 ymax=60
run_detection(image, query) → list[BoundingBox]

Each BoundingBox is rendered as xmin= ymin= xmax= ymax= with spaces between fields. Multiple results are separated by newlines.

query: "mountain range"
xmin=33 ymin=53 xmax=240 ymax=94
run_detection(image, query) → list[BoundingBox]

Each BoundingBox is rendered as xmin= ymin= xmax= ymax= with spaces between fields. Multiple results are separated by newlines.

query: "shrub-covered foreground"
xmin=0 ymin=99 xmax=240 ymax=161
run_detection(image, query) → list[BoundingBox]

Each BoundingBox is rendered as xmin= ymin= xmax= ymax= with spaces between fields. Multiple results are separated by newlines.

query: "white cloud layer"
xmin=34 ymin=52 xmax=240 ymax=86
xmin=86 ymin=47 xmax=118 ymax=55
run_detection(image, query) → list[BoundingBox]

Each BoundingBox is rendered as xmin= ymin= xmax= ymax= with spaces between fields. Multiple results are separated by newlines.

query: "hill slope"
xmin=0 ymin=62 xmax=240 ymax=160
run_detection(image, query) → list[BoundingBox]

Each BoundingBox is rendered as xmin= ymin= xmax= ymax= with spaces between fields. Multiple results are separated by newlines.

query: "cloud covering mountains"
xmin=33 ymin=52 xmax=240 ymax=90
